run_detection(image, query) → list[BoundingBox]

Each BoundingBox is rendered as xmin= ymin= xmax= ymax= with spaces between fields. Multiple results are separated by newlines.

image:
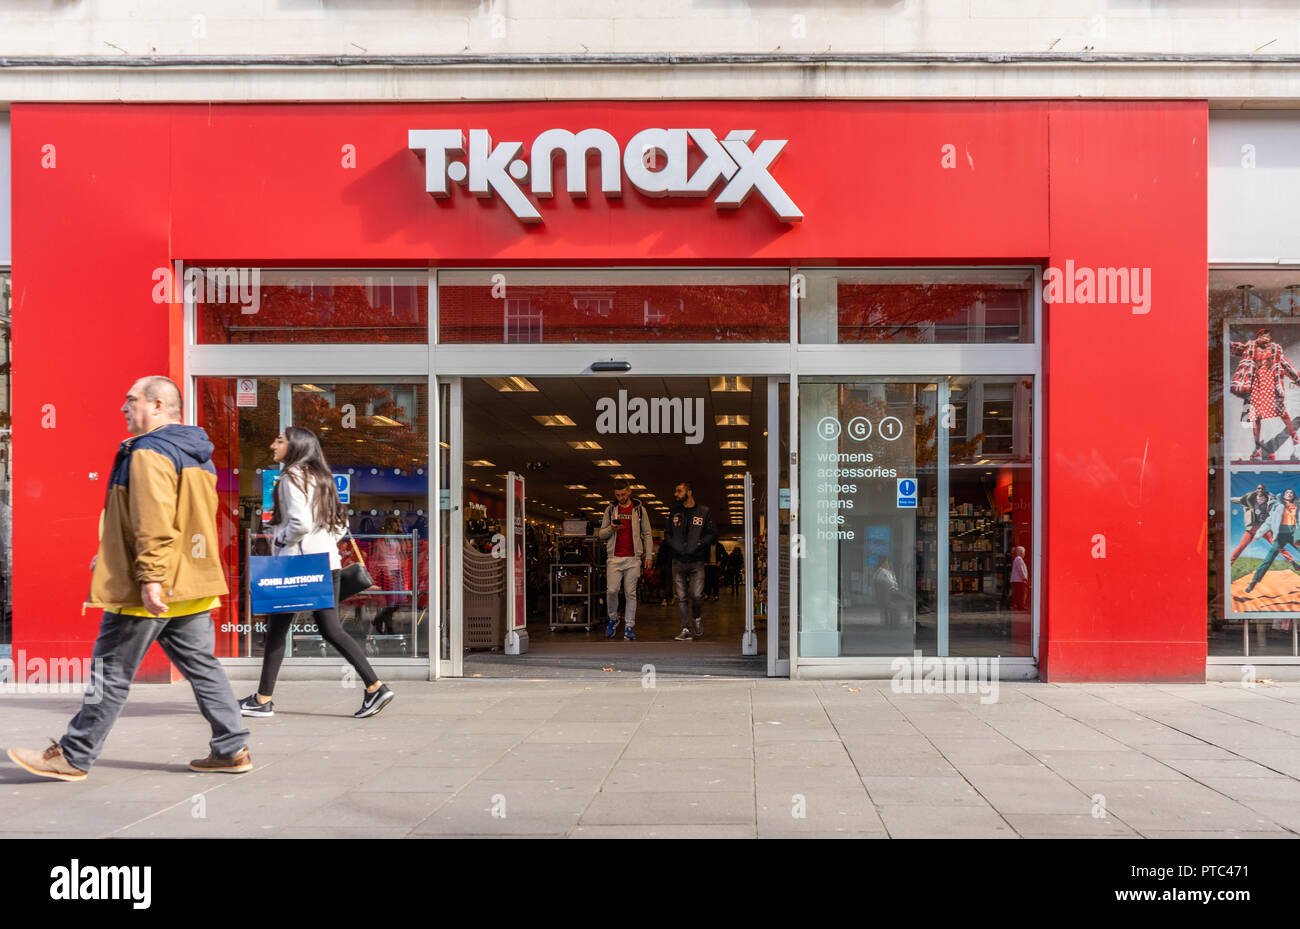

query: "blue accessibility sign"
xmin=334 ymin=473 xmax=351 ymax=504
xmin=897 ymin=477 xmax=918 ymax=509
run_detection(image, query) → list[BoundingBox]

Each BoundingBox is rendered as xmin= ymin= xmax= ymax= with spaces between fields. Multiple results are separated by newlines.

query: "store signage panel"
xmin=408 ymin=127 xmax=803 ymax=224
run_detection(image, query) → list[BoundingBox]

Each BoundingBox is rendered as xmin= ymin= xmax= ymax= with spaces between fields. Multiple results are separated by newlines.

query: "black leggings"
xmin=258 ymin=569 xmax=380 ymax=696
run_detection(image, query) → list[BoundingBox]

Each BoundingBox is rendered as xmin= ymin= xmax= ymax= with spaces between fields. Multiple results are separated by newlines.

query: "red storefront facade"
xmin=9 ymin=100 xmax=1208 ymax=681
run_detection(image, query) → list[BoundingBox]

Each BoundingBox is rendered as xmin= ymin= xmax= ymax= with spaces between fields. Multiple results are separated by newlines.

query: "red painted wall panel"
xmin=9 ymin=100 xmax=1209 ymax=681
xmin=11 ymin=105 xmax=181 ymax=681
xmin=1041 ymin=102 xmax=1208 ymax=681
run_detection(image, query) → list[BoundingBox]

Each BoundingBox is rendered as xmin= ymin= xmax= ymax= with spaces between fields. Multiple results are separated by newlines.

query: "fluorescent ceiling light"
xmin=568 ymin=440 xmax=602 ymax=449
xmin=720 ymin=441 xmax=747 ymax=450
xmin=583 ymin=493 xmax=602 ymax=498
xmin=293 ymin=383 xmax=326 ymax=393
xmin=715 ymin=415 xmax=750 ymax=426
xmin=722 ymin=459 xmax=747 ymax=467
xmin=465 ymin=460 xmax=495 ymax=467
xmin=611 ymin=473 xmax=635 ymax=480
xmin=482 ymin=376 xmax=538 ymax=392
xmin=724 ymin=472 xmax=744 ymax=479
xmin=534 ymin=414 xmax=576 ymax=426
xmin=630 ymin=484 xmax=647 ymax=490
xmin=593 ymin=460 xmax=621 ymax=467
xmin=565 ymin=484 xmax=588 ymax=490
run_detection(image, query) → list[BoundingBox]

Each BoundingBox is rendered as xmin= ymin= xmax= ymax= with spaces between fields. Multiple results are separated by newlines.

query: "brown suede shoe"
xmin=8 ymin=739 xmax=88 ymax=782
xmin=189 ymin=746 xmax=252 ymax=774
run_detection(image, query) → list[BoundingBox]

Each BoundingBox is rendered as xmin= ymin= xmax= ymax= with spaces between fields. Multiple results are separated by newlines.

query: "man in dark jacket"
xmin=8 ymin=376 xmax=250 ymax=781
xmin=666 ymin=481 xmax=718 ymax=640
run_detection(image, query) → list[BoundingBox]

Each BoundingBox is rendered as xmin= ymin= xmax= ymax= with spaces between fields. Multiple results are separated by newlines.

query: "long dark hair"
xmin=271 ymin=426 xmax=348 ymax=533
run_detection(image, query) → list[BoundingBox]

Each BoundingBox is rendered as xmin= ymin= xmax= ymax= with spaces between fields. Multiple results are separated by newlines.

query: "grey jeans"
xmin=672 ymin=561 xmax=706 ymax=629
xmin=60 ymin=610 xmax=249 ymax=772
xmin=606 ymin=556 xmax=641 ymax=628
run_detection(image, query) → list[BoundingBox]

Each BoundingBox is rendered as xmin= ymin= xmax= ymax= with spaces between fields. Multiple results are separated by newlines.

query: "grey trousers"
xmin=60 ymin=610 xmax=249 ymax=772
xmin=672 ymin=561 xmax=706 ymax=629
xmin=606 ymin=556 xmax=641 ymax=628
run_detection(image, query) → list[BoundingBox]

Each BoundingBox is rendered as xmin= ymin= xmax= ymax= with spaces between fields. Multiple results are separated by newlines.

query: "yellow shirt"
xmin=118 ymin=596 xmax=222 ymax=619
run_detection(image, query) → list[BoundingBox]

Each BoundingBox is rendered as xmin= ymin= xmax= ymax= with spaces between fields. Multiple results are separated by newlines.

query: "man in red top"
xmin=597 ymin=481 xmax=654 ymax=640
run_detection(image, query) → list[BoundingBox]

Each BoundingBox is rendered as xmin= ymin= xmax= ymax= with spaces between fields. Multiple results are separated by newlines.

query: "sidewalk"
xmin=3 ymin=677 xmax=1300 ymax=838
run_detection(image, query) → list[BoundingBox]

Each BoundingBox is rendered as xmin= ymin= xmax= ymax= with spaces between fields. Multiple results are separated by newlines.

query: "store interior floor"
xmin=465 ymin=586 xmax=771 ymax=678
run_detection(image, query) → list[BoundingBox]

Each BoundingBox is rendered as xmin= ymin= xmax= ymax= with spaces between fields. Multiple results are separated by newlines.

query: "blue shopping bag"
xmin=248 ymin=552 xmax=335 ymax=614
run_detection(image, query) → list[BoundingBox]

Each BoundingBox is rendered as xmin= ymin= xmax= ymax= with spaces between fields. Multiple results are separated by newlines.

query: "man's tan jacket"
xmin=86 ymin=424 xmax=229 ymax=612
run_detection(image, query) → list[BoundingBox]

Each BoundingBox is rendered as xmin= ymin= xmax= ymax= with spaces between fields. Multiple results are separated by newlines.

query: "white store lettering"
xmin=409 ymin=127 xmax=803 ymax=224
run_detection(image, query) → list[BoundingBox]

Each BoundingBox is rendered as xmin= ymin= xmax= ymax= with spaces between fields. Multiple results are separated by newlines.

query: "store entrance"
xmin=457 ymin=375 xmax=771 ymax=678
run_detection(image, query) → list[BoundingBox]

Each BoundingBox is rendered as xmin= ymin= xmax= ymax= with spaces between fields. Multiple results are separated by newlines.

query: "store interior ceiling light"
xmin=565 ymin=484 xmax=587 ymax=490
xmin=715 ymin=414 xmax=750 ymax=426
xmin=593 ymin=460 xmax=621 ymax=467
xmin=370 ymin=415 xmax=403 ymax=427
xmin=724 ymin=472 xmax=744 ymax=479
xmin=720 ymin=441 xmax=747 ymax=450
xmin=483 ymin=376 xmax=538 ymax=392
xmin=610 ymin=473 xmax=635 ymax=479
xmin=630 ymin=484 xmax=647 ymax=490
xmin=710 ymin=376 xmax=751 ymax=392
xmin=465 ymin=460 xmax=495 ymax=467
xmin=533 ymin=414 xmax=576 ymax=426
xmin=567 ymin=440 xmax=602 ymax=449
xmin=722 ymin=459 xmax=746 ymax=467
xmin=293 ymin=383 xmax=326 ymax=393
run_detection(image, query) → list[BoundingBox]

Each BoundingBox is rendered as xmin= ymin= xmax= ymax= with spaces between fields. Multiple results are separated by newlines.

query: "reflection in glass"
xmin=438 ymin=270 xmax=789 ymax=343
xmin=196 ymin=269 xmax=427 ymax=344
xmin=799 ymin=269 xmax=1034 ymax=344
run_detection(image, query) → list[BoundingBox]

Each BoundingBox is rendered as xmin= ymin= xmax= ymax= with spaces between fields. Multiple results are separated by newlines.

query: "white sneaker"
xmin=674 ymin=627 xmax=693 ymax=641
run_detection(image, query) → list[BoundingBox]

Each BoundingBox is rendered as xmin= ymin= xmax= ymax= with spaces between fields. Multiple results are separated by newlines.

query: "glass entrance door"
xmin=796 ymin=375 xmax=1035 ymax=660
xmin=798 ymin=379 xmax=940 ymax=657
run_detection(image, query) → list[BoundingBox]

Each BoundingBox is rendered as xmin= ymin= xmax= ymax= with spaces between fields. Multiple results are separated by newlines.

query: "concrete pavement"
xmin=4 ymin=677 xmax=1300 ymax=838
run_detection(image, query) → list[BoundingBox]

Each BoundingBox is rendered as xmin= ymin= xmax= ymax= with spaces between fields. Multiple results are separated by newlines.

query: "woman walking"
xmin=240 ymin=426 xmax=395 ymax=719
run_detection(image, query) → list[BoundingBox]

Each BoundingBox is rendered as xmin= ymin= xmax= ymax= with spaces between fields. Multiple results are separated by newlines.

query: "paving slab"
xmin=580 ymin=790 xmax=754 ymax=825
xmin=876 ymin=804 xmax=1017 ymax=838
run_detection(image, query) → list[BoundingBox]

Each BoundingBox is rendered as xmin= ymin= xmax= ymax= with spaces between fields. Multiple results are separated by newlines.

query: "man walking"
xmin=666 ymin=481 xmax=718 ymax=641
xmin=597 ymin=481 xmax=654 ymax=640
xmin=8 ymin=376 xmax=251 ymax=781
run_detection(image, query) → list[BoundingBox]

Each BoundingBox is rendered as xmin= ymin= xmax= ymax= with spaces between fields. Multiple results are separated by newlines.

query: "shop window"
xmin=798 ymin=375 xmax=1033 ymax=658
xmin=798 ymin=268 xmax=1034 ymax=344
xmin=197 ymin=377 xmax=430 ymax=660
xmin=1209 ymin=270 xmax=1300 ymax=657
xmin=438 ymin=269 xmax=789 ymax=343
xmin=947 ymin=376 xmax=1034 ymax=657
xmin=196 ymin=269 xmax=427 ymax=344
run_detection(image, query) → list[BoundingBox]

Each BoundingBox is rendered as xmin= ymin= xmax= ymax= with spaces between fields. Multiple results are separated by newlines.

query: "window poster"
xmin=1226 ymin=321 xmax=1300 ymax=464
xmin=1227 ymin=471 xmax=1300 ymax=616
xmin=1224 ymin=321 xmax=1300 ymax=618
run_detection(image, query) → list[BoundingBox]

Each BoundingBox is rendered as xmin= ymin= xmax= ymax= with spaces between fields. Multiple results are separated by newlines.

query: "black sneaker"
xmin=238 ymin=694 xmax=274 ymax=717
xmin=354 ymin=684 xmax=395 ymax=719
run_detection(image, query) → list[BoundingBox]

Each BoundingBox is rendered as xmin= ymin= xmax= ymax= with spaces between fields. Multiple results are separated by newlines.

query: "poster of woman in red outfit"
xmin=1228 ymin=324 xmax=1300 ymax=463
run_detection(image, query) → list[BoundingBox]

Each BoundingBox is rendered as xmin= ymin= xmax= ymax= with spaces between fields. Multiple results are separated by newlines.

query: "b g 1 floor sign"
xmin=897 ymin=478 xmax=918 ymax=508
